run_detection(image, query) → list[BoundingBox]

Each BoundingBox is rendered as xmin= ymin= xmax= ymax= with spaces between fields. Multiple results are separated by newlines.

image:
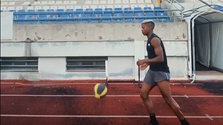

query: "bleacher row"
xmin=0 ymin=0 xmax=153 ymax=11
xmin=1 ymin=0 xmax=152 ymax=6
xmin=2 ymin=6 xmax=173 ymax=24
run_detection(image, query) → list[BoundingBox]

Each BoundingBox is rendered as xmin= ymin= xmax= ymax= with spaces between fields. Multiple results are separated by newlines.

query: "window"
xmin=66 ymin=57 xmax=107 ymax=71
xmin=0 ymin=57 xmax=38 ymax=72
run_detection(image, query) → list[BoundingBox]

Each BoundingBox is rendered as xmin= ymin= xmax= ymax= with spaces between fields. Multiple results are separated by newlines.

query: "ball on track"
xmin=94 ymin=83 xmax=107 ymax=99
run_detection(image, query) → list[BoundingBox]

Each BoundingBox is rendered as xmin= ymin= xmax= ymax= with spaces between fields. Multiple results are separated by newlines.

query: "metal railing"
xmin=162 ymin=0 xmax=222 ymax=21
xmin=160 ymin=0 xmax=185 ymax=21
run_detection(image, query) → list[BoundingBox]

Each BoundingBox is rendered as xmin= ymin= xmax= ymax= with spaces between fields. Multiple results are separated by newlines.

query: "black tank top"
xmin=146 ymin=33 xmax=170 ymax=73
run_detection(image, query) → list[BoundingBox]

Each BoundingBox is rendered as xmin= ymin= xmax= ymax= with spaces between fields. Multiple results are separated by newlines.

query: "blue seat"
xmin=153 ymin=19 xmax=160 ymax=22
xmin=18 ymin=9 xmax=25 ymax=12
xmin=76 ymin=9 xmax=84 ymax=14
xmin=47 ymin=9 xmax=54 ymax=12
xmin=154 ymin=7 xmax=163 ymax=12
xmin=144 ymin=7 xmax=152 ymax=12
xmin=156 ymin=12 xmax=168 ymax=18
xmin=101 ymin=20 xmax=111 ymax=23
xmin=94 ymin=8 xmax=103 ymax=14
xmin=26 ymin=15 xmax=37 ymax=21
xmin=163 ymin=20 xmax=173 ymax=22
xmin=57 ymin=9 xmax=64 ymax=12
xmin=101 ymin=13 xmax=111 ymax=19
xmin=1 ymin=10 xmax=3 ymax=12
xmin=39 ymin=15 xmax=48 ymax=20
xmin=48 ymin=15 xmax=58 ymax=20
xmin=104 ymin=8 xmax=113 ymax=13
xmin=113 ymin=13 xmax=123 ymax=20
xmin=66 ymin=9 xmax=74 ymax=12
xmin=124 ymin=13 xmax=134 ymax=19
xmin=9 ymin=10 xmax=16 ymax=12
xmin=124 ymin=7 xmax=132 ymax=13
xmin=90 ymin=20 xmax=98 ymax=23
xmin=69 ymin=14 xmax=79 ymax=20
xmin=81 ymin=14 xmax=91 ymax=20
xmin=58 ymin=14 xmax=69 ymax=20
xmin=84 ymin=8 xmax=93 ymax=14
xmin=16 ymin=15 xmax=26 ymax=21
xmin=27 ymin=9 xmax=35 ymax=12
xmin=145 ymin=12 xmax=156 ymax=19
xmin=17 ymin=21 xmax=27 ymax=24
xmin=91 ymin=14 xmax=101 ymax=20
xmin=134 ymin=13 xmax=145 ymax=19
xmin=114 ymin=8 xmax=122 ymax=13
xmin=134 ymin=7 xmax=143 ymax=13
xmin=37 ymin=9 xmax=45 ymax=12
xmin=13 ymin=15 xmax=17 ymax=20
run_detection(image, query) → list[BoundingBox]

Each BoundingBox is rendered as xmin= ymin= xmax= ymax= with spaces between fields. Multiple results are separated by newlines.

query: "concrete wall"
xmin=1 ymin=22 xmax=189 ymax=81
xmin=7 ymin=23 xmax=187 ymax=42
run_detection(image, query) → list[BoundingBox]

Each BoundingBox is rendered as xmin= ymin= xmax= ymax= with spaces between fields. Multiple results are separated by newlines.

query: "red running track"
xmin=1 ymin=82 xmax=223 ymax=125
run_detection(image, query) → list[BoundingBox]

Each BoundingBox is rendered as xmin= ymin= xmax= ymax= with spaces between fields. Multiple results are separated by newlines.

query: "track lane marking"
xmin=1 ymin=114 xmax=223 ymax=119
xmin=1 ymin=94 xmax=223 ymax=98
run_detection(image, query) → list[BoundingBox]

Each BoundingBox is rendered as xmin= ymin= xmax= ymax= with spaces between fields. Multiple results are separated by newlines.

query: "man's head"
xmin=141 ymin=20 xmax=155 ymax=36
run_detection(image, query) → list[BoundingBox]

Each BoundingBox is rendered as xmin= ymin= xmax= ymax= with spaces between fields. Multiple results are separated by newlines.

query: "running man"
xmin=137 ymin=20 xmax=191 ymax=125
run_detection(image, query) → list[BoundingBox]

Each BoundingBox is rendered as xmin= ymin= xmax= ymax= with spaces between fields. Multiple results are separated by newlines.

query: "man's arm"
xmin=144 ymin=37 xmax=164 ymax=63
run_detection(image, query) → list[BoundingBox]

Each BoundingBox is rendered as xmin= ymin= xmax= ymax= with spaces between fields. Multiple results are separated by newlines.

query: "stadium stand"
xmin=214 ymin=5 xmax=223 ymax=11
xmin=0 ymin=0 xmax=173 ymax=24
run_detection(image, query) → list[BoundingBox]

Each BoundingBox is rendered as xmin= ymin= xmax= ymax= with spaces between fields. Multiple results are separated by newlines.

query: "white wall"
xmin=4 ymin=23 xmax=188 ymax=42
xmin=1 ymin=22 xmax=189 ymax=81
xmin=1 ymin=12 xmax=13 ymax=40
xmin=1 ymin=40 xmax=189 ymax=80
xmin=108 ymin=57 xmax=135 ymax=79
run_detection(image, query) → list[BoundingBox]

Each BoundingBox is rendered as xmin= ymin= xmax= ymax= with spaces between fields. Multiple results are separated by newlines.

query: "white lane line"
xmin=205 ymin=114 xmax=214 ymax=120
xmin=1 ymin=82 xmax=201 ymax=85
xmin=2 ymin=83 xmax=137 ymax=85
xmin=1 ymin=94 xmax=223 ymax=98
xmin=184 ymin=95 xmax=189 ymax=98
xmin=1 ymin=114 xmax=223 ymax=119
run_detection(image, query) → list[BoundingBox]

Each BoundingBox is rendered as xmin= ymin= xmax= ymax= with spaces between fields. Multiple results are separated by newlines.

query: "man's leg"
xmin=140 ymin=70 xmax=159 ymax=125
xmin=155 ymin=72 xmax=190 ymax=125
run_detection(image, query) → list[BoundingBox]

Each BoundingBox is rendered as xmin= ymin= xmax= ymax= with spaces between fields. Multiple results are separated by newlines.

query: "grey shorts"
xmin=143 ymin=70 xmax=170 ymax=86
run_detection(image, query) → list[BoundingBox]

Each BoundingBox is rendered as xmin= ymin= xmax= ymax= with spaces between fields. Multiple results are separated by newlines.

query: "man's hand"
xmin=137 ymin=59 xmax=147 ymax=66
xmin=140 ymin=63 xmax=149 ymax=71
